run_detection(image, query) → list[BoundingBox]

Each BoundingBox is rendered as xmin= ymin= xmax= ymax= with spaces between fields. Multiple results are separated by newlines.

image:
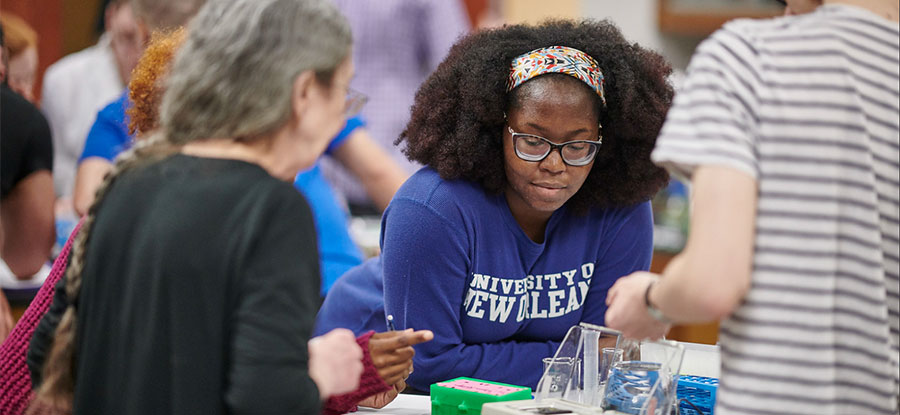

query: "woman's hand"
xmin=308 ymin=328 xmax=364 ymax=399
xmin=368 ymin=329 xmax=433 ymax=386
xmin=605 ymin=272 xmax=670 ymax=340
xmin=358 ymin=380 xmax=406 ymax=409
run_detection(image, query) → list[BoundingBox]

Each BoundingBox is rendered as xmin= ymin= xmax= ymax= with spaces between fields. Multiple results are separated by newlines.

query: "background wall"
xmin=5 ymin=0 xmax=775 ymax=105
xmin=1 ymin=0 xmax=63 ymax=102
xmin=61 ymin=0 xmax=103 ymax=57
xmin=503 ymin=0 xmax=580 ymax=24
xmin=2 ymin=0 xmax=103 ymax=103
xmin=582 ymin=0 xmax=702 ymax=71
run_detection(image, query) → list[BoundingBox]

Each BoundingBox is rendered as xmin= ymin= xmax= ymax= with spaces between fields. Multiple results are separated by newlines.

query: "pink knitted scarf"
xmin=0 ymin=222 xmax=81 ymax=415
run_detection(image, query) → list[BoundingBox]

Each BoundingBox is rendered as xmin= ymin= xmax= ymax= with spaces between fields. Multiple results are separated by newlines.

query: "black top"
xmin=29 ymin=154 xmax=323 ymax=414
xmin=0 ymin=84 xmax=53 ymax=199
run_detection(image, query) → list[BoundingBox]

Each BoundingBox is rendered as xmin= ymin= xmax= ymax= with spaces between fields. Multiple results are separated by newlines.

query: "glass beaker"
xmin=599 ymin=347 xmax=624 ymax=397
xmin=541 ymin=356 xmax=581 ymax=399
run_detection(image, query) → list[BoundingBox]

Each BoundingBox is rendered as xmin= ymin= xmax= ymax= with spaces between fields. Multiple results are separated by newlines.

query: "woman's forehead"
xmin=510 ymin=93 xmax=598 ymax=126
xmin=509 ymin=75 xmax=600 ymax=121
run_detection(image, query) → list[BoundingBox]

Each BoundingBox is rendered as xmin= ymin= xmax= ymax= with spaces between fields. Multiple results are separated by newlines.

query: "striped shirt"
xmin=652 ymin=5 xmax=899 ymax=415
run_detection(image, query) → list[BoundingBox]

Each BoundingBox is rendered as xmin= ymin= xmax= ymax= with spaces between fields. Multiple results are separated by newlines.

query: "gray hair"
xmin=160 ymin=0 xmax=352 ymax=144
xmin=130 ymin=0 xmax=207 ymax=31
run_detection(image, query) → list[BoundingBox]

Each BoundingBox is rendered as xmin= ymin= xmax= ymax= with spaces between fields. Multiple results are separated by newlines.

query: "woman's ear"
xmin=291 ymin=70 xmax=317 ymax=120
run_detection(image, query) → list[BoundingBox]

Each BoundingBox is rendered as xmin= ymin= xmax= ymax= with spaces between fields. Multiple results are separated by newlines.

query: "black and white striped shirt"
xmin=652 ymin=5 xmax=899 ymax=415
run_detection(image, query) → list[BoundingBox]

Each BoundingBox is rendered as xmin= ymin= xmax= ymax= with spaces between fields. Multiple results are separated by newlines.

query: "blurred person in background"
xmin=605 ymin=0 xmax=899 ymax=414
xmin=71 ymin=0 xmax=205 ymax=217
xmin=0 ymin=21 xmax=55 ymax=282
xmin=24 ymin=0 xmax=388 ymax=413
xmin=0 ymin=13 xmax=38 ymax=103
xmin=320 ymin=0 xmax=470 ymax=213
xmin=0 ymin=20 xmax=55 ymax=342
xmin=41 ymin=0 xmax=143 ymax=201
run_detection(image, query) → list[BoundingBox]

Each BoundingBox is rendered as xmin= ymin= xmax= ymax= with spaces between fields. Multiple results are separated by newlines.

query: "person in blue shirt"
xmin=73 ymin=92 xmax=132 ymax=213
xmin=372 ymin=21 xmax=673 ymax=390
xmin=293 ymin=117 xmax=371 ymax=294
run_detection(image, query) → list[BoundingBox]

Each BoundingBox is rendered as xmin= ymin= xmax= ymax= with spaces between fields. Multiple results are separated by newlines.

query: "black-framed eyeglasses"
xmin=507 ymin=125 xmax=602 ymax=166
xmin=345 ymin=87 xmax=368 ymax=117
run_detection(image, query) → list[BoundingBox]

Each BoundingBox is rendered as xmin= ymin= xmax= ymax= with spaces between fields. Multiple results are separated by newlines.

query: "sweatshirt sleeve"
xmin=382 ymin=198 xmax=558 ymax=391
xmin=224 ymin=189 xmax=323 ymax=414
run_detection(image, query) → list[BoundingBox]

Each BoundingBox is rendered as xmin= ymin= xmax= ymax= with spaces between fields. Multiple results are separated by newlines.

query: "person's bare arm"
xmin=72 ymin=158 xmax=113 ymax=217
xmin=0 ymin=171 xmax=55 ymax=279
xmin=606 ymin=165 xmax=757 ymax=338
xmin=332 ymin=130 xmax=409 ymax=212
xmin=651 ymin=165 xmax=757 ymax=321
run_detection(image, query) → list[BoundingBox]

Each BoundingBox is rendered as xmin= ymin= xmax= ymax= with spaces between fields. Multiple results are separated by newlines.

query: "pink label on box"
xmin=436 ymin=379 xmax=523 ymax=396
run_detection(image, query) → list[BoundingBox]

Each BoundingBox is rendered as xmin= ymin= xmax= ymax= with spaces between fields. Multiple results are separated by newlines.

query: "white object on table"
xmin=353 ymin=394 xmax=430 ymax=415
xmin=641 ymin=341 xmax=720 ymax=378
xmin=482 ymin=398 xmax=609 ymax=415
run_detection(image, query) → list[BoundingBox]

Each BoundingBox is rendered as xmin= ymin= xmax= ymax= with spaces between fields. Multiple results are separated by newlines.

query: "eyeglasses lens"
xmin=513 ymin=135 xmax=598 ymax=166
xmin=345 ymin=88 xmax=368 ymax=117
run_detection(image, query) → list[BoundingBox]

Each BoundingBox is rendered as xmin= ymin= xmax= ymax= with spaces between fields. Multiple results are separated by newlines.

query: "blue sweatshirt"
xmin=380 ymin=168 xmax=654 ymax=390
xmin=314 ymin=256 xmax=387 ymax=337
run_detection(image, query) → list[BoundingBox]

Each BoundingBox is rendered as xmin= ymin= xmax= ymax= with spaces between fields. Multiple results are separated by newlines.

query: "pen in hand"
xmin=386 ymin=314 xmax=397 ymax=331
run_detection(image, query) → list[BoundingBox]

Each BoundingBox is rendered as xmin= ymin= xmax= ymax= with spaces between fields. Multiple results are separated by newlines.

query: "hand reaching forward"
xmin=308 ymin=328 xmax=364 ymax=399
xmin=605 ymin=272 xmax=670 ymax=340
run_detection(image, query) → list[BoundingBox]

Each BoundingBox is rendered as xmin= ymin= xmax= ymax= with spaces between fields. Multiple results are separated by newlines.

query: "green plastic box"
xmin=430 ymin=377 xmax=532 ymax=415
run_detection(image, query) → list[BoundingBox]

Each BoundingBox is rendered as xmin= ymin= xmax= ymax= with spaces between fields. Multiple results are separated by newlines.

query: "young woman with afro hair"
xmin=373 ymin=19 xmax=674 ymax=390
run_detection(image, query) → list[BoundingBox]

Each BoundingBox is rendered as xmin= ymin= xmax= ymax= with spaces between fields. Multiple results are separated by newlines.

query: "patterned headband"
xmin=507 ymin=46 xmax=606 ymax=106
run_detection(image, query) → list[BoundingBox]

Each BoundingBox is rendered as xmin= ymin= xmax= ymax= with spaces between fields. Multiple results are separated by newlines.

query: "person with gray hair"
xmin=26 ymin=1 xmax=370 ymax=413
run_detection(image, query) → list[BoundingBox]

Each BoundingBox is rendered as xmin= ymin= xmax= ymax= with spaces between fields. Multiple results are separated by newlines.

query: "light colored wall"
xmin=497 ymin=0 xmax=704 ymax=71
xmin=580 ymin=0 xmax=703 ymax=71
xmin=502 ymin=0 xmax=580 ymax=24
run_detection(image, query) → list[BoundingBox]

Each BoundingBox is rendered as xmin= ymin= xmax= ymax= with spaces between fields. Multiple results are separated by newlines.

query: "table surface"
xmin=353 ymin=394 xmax=431 ymax=415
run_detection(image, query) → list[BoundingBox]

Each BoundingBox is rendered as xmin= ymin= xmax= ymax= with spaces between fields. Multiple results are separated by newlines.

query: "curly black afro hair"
xmin=398 ymin=19 xmax=673 ymax=213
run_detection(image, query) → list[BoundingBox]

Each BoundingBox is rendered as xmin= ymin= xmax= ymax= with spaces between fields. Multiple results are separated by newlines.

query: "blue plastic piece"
xmin=676 ymin=375 xmax=718 ymax=415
